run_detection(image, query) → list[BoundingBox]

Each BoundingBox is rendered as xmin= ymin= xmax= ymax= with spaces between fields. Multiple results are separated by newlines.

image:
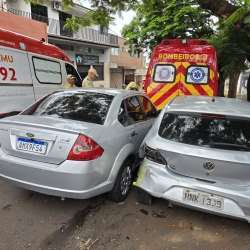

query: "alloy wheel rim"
xmin=120 ymin=166 xmax=132 ymax=195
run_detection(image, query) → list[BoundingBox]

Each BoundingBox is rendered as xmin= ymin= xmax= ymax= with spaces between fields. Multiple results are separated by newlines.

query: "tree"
xmin=121 ymin=0 xmax=214 ymax=55
xmin=24 ymin=1 xmax=250 ymax=32
xmin=209 ymin=24 xmax=250 ymax=97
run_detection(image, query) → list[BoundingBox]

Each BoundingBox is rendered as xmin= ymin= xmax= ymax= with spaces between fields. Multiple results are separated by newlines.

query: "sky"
xmin=108 ymin=10 xmax=135 ymax=36
xmin=79 ymin=0 xmax=135 ymax=36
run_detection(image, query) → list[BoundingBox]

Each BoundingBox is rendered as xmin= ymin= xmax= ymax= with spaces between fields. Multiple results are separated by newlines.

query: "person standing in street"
xmin=125 ymin=81 xmax=143 ymax=92
xmin=63 ymin=74 xmax=76 ymax=88
xmin=125 ymin=81 xmax=138 ymax=91
xmin=82 ymin=68 xmax=104 ymax=88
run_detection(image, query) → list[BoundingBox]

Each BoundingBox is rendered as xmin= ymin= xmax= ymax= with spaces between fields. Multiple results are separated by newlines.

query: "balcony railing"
xmin=7 ymin=8 xmax=118 ymax=46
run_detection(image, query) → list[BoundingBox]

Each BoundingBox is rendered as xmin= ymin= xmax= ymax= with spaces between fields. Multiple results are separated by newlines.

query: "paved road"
xmin=1 ymin=178 xmax=250 ymax=250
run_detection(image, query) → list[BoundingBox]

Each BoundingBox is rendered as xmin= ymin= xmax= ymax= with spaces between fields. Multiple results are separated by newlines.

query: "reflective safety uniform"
xmin=82 ymin=77 xmax=94 ymax=88
xmin=125 ymin=82 xmax=143 ymax=91
xmin=63 ymin=82 xmax=74 ymax=89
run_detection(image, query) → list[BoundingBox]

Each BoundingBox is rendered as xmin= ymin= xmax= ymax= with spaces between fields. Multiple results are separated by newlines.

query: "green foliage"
xmin=224 ymin=0 xmax=250 ymax=27
xmin=209 ymin=24 xmax=250 ymax=79
xmin=121 ymin=0 xmax=214 ymax=56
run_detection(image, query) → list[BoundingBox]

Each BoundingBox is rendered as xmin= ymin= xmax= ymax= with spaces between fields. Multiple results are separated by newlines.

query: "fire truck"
xmin=0 ymin=28 xmax=82 ymax=118
xmin=145 ymin=39 xmax=218 ymax=110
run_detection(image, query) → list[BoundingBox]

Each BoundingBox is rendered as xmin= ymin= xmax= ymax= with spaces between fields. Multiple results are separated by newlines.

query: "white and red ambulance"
xmin=0 ymin=28 xmax=82 ymax=118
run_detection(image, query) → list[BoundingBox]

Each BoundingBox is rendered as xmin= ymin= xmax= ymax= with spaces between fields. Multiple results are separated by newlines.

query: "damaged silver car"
xmin=135 ymin=95 xmax=250 ymax=223
xmin=0 ymin=88 xmax=158 ymax=202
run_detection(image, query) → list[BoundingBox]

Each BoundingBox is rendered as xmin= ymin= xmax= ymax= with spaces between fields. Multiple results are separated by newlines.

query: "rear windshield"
xmin=158 ymin=113 xmax=250 ymax=151
xmin=21 ymin=91 xmax=114 ymax=125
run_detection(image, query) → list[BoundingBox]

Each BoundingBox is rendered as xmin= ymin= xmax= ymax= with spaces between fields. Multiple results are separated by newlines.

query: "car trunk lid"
xmin=0 ymin=115 xmax=102 ymax=164
xmin=156 ymin=112 xmax=250 ymax=186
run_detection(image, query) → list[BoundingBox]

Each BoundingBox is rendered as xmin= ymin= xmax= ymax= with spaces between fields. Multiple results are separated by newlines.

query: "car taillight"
xmin=67 ymin=135 xmax=104 ymax=161
xmin=144 ymin=145 xmax=166 ymax=165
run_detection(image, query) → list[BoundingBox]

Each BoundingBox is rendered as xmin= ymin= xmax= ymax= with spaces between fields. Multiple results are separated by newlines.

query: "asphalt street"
xmin=1 ymin=177 xmax=250 ymax=250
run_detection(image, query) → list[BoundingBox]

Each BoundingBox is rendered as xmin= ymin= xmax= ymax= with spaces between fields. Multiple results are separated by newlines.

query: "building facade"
xmin=1 ymin=0 xmax=119 ymax=87
xmin=1 ymin=0 xmax=146 ymax=88
xmin=110 ymin=37 xmax=146 ymax=89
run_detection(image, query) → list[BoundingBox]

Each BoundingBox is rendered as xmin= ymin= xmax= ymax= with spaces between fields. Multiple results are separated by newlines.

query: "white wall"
xmin=99 ymin=49 xmax=110 ymax=63
xmin=6 ymin=0 xmax=31 ymax=12
xmin=64 ymin=50 xmax=75 ymax=62
xmin=44 ymin=0 xmax=59 ymax=20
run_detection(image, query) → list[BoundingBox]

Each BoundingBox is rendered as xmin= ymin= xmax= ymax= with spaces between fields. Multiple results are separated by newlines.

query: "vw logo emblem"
xmin=203 ymin=161 xmax=215 ymax=171
xmin=26 ymin=133 xmax=35 ymax=137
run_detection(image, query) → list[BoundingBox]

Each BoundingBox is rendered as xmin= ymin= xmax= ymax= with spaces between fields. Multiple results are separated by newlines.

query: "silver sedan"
xmin=0 ymin=88 xmax=158 ymax=202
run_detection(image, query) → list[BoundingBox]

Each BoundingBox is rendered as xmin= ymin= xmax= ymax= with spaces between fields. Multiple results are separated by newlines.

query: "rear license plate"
xmin=182 ymin=189 xmax=224 ymax=210
xmin=17 ymin=138 xmax=47 ymax=154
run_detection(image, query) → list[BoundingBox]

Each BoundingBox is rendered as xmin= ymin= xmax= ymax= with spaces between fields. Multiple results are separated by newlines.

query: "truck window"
xmin=65 ymin=63 xmax=82 ymax=87
xmin=186 ymin=66 xmax=210 ymax=84
xmin=32 ymin=57 xmax=62 ymax=84
xmin=153 ymin=64 xmax=176 ymax=83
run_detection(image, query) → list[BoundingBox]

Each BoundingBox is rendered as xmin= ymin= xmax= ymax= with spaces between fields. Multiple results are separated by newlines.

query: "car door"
xmin=121 ymin=95 xmax=151 ymax=163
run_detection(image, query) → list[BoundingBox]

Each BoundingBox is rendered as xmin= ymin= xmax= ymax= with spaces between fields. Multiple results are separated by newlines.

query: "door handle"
xmin=131 ymin=131 xmax=138 ymax=137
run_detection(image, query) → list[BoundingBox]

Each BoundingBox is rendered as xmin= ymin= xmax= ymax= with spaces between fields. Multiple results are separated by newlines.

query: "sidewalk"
xmin=236 ymin=94 xmax=247 ymax=101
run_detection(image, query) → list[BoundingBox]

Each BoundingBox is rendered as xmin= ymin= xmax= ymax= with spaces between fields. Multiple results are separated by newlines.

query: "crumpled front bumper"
xmin=134 ymin=158 xmax=250 ymax=223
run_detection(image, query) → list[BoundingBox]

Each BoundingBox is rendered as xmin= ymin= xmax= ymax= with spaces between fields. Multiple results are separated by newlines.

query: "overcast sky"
xmin=108 ymin=10 xmax=135 ymax=36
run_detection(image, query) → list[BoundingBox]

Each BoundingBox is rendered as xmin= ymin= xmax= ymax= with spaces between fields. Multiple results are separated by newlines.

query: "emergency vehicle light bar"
xmin=161 ymin=39 xmax=209 ymax=46
xmin=199 ymin=40 xmax=208 ymax=45
xmin=19 ymin=42 xmax=26 ymax=51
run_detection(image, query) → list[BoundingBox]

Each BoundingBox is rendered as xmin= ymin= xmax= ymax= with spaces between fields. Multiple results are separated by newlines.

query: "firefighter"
xmin=63 ymin=74 xmax=75 ymax=88
xmin=125 ymin=81 xmax=139 ymax=91
xmin=82 ymin=68 xmax=104 ymax=88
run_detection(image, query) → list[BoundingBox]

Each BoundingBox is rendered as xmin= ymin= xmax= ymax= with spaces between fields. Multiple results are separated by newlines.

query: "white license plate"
xmin=182 ymin=189 xmax=224 ymax=210
xmin=17 ymin=138 xmax=47 ymax=154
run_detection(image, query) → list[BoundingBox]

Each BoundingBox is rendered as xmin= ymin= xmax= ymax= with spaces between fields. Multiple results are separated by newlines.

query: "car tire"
xmin=137 ymin=187 xmax=154 ymax=205
xmin=107 ymin=159 xmax=133 ymax=202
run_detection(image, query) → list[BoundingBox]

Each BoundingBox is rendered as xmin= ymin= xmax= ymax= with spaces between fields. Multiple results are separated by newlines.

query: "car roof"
xmin=58 ymin=88 xmax=143 ymax=98
xmin=167 ymin=96 xmax=250 ymax=118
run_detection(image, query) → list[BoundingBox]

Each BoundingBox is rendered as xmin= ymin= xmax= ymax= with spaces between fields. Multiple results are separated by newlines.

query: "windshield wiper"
xmin=209 ymin=142 xmax=249 ymax=151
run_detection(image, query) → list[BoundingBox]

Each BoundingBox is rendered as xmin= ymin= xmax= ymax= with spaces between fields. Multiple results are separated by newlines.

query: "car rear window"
xmin=21 ymin=92 xmax=114 ymax=125
xmin=158 ymin=113 xmax=250 ymax=151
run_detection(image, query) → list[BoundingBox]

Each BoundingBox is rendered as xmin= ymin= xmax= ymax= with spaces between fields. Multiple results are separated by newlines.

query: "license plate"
xmin=182 ymin=189 xmax=224 ymax=210
xmin=17 ymin=138 xmax=47 ymax=154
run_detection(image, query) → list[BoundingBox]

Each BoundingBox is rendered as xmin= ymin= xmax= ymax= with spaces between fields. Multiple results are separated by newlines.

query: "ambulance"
xmin=145 ymin=39 xmax=218 ymax=110
xmin=0 ymin=28 xmax=82 ymax=118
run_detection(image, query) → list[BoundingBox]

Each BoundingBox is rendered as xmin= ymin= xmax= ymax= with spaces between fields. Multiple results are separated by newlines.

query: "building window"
xmin=55 ymin=44 xmax=74 ymax=51
xmin=59 ymin=11 xmax=73 ymax=37
xmin=130 ymin=48 xmax=135 ymax=57
xmin=99 ymin=25 xmax=108 ymax=34
xmin=31 ymin=3 xmax=48 ymax=25
xmin=122 ymin=47 xmax=124 ymax=52
xmin=92 ymin=48 xmax=104 ymax=54
xmin=111 ymin=47 xmax=120 ymax=56
xmin=75 ymin=46 xmax=91 ymax=53
xmin=59 ymin=11 xmax=72 ymax=22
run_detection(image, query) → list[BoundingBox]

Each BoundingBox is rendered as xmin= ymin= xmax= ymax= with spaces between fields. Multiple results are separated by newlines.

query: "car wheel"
xmin=137 ymin=187 xmax=154 ymax=205
xmin=107 ymin=159 xmax=133 ymax=202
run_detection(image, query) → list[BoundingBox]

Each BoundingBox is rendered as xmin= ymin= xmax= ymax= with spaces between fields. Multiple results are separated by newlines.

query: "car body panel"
xmin=134 ymin=158 xmax=250 ymax=222
xmin=0 ymin=88 xmax=157 ymax=199
xmin=134 ymin=95 xmax=250 ymax=223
